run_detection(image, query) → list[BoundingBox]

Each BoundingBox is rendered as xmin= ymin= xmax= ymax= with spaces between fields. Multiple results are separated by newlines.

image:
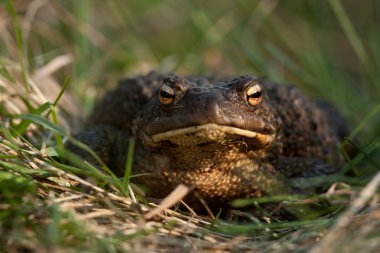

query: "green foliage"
xmin=0 ymin=170 xmax=36 ymax=202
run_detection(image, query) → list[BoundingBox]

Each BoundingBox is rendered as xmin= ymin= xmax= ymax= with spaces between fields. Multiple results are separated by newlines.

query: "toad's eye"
xmin=159 ymin=84 xmax=176 ymax=105
xmin=246 ymin=84 xmax=263 ymax=106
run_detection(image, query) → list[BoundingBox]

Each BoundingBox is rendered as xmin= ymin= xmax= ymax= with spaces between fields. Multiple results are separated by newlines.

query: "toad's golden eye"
xmin=159 ymin=84 xmax=176 ymax=105
xmin=246 ymin=84 xmax=263 ymax=106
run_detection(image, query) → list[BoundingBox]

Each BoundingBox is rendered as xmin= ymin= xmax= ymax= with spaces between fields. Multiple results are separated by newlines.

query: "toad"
xmin=67 ymin=72 xmax=350 ymax=210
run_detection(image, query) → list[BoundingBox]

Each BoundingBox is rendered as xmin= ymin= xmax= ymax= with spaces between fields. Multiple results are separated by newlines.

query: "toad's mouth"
xmin=150 ymin=123 xmax=275 ymax=146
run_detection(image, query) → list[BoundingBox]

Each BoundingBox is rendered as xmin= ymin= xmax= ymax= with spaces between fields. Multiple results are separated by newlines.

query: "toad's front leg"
xmin=65 ymin=124 xmax=132 ymax=176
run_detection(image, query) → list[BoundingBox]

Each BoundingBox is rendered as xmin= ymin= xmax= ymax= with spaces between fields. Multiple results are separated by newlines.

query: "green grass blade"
xmin=65 ymin=138 xmax=127 ymax=193
xmin=66 ymin=137 xmax=111 ymax=175
xmin=328 ymin=0 xmax=376 ymax=87
xmin=55 ymin=76 xmax=71 ymax=107
xmin=265 ymin=42 xmax=315 ymax=86
xmin=49 ymin=106 xmax=64 ymax=160
xmin=4 ymin=0 xmax=28 ymax=90
xmin=349 ymin=103 xmax=380 ymax=138
xmin=46 ymin=204 xmax=61 ymax=246
xmin=328 ymin=0 xmax=368 ymax=67
xmin=0 ymin=160 xmax=51 ymax=177
xmin=0 ymin=59 xmax=16 ymax=82
xmin=0 ymin=124 xmax=21 ymax=149
xmin=232 ymin=194 xmax=307 ymax=208
xmin=12 ymin=102 xmax=52 ymax=135
xmin=340 ymin=137 xmax=380 ymax=174
xmin=344 ymin=138 xmax=380 ymax=170
xmin=16 ymin=113 xmax=66 ymax=136
xmin=123 ymin=137 xmax=135 ymax=195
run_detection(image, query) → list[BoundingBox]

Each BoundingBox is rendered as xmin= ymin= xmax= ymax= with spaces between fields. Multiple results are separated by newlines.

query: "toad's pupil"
xmin=251 ymin=91 xmax=262 ymax=98
xmin=160 ymin=89 xmax=174 ymax=98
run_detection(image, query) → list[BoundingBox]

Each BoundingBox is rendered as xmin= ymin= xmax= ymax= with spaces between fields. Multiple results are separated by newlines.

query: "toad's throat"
xmin=151 ymin=123 xmax=274 ymax=146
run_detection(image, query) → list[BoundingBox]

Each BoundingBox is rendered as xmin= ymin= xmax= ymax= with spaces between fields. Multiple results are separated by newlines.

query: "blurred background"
xmin=1 ymin=0 xmax=379 ymax=139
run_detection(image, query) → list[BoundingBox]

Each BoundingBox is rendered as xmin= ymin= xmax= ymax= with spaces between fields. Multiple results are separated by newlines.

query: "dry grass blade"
xmin=311 ymin=172 xmax=380 ymax=253
xmin=144 ymin=184 xmax=193 ymax=220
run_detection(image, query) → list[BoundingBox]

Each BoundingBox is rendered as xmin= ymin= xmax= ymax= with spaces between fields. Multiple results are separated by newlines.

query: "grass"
xmin=1 ymin=0 xmax=380 ymax=252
